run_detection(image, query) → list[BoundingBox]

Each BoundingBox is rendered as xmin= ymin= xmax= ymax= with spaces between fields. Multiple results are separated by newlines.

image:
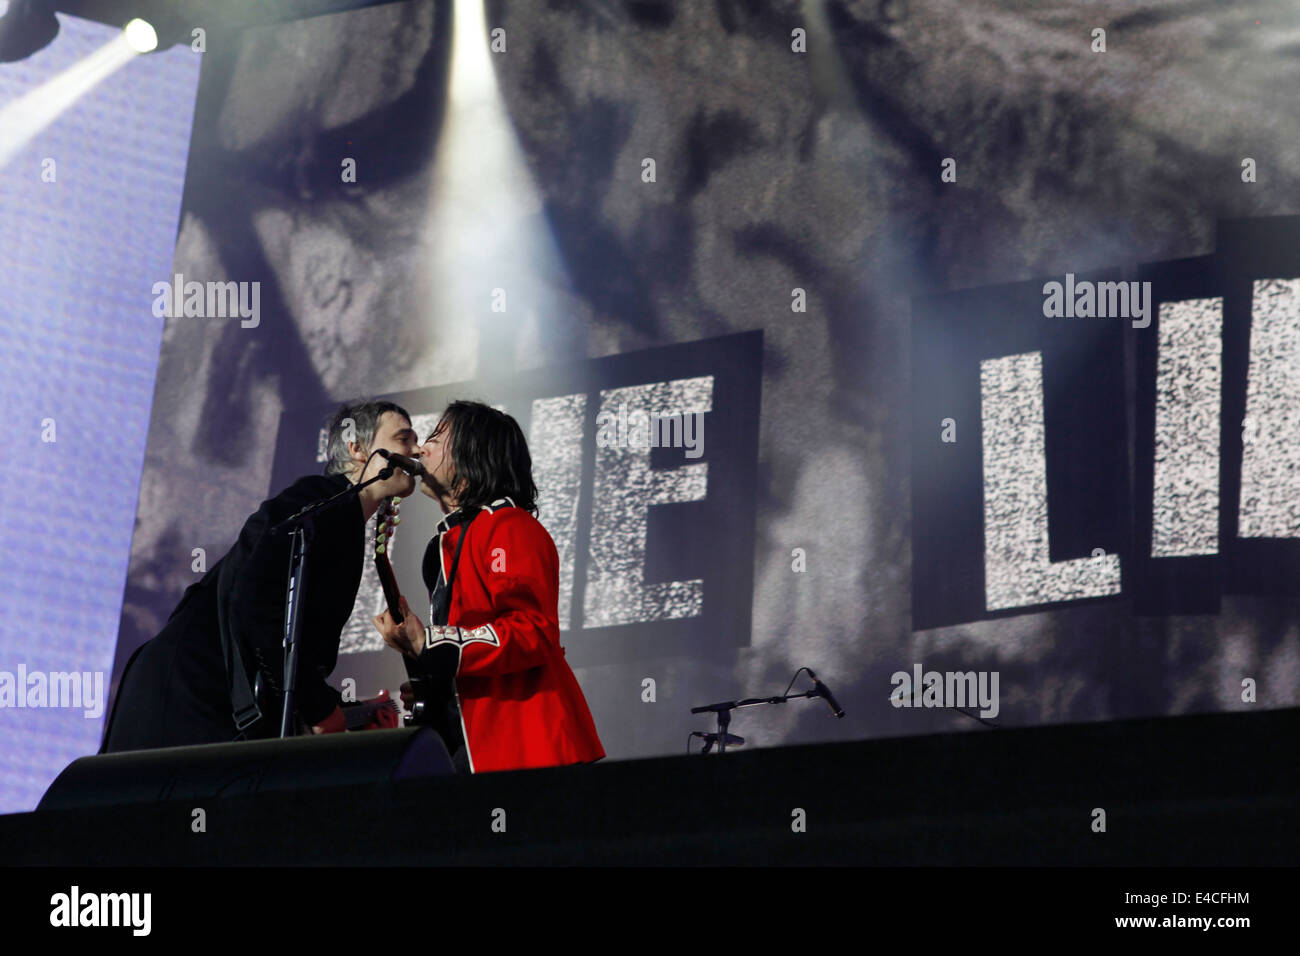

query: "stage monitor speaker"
xmin=38 ymin=727 xmax=453 ymax=812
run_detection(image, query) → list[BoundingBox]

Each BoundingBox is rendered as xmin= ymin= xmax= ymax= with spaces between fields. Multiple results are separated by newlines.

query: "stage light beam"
xmin=421 ymin=0 xmax=572 ymax=376
xmin=0 ymin=20 xmax=157 ymax=170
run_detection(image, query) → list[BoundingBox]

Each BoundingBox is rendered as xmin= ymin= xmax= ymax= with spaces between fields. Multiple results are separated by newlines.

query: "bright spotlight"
xmin=122 ymin=18 xmax=156 ymax=54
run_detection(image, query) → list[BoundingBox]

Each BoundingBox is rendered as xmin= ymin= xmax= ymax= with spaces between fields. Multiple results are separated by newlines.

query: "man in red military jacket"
xmin=373 ymin=400 xmax=604 ymax=773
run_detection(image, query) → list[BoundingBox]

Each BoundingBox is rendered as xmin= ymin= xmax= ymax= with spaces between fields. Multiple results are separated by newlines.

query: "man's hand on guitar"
xmin=373 ymin=595 xmax=426 ymax=657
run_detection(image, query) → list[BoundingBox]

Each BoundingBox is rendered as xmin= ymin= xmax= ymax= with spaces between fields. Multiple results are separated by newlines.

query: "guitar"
xmin=375 ymin=496 xmax=437 ymax=727
xmin=251 ymin=670 xmax=399 ymax=734
xmin=340 ymin=694 xmax=400 ymax=730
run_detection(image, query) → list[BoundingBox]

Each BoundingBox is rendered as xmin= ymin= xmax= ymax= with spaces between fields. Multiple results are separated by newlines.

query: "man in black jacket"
xmin=100 ymin=399 xmax=419 ymax=752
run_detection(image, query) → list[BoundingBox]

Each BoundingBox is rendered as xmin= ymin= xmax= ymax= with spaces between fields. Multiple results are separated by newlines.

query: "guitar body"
xmin=403 ymin=676 xmax=448 ymax=728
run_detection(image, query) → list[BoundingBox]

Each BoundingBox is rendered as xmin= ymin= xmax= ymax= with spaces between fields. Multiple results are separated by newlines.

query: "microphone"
xmin=376 ymin=449 xmax=427 ymax=477
xmin=806 ymin=669 xmax=845 ymax=718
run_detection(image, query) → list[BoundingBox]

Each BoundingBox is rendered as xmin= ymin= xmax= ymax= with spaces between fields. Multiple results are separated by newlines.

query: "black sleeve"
xmin=219 ymin=477 xmax=356 ymax=727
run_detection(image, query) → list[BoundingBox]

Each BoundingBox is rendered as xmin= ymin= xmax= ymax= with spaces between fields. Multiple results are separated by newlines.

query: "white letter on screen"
xmin=530 ymin=394 xmax=587 ymax=630
xmin=1152 ymin=297 xmax=1222 ymax=556
xmin=981 ymin=351 xmax=1121 ymax=609
xmin=1239 ymin=278 xmax=1300 ymax=537
xmin=584 ymin=377 xmax=712 ymax=627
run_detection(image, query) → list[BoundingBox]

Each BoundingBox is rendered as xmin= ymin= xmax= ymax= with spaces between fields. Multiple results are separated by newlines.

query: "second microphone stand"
xmin=690 ymin=688 xmax=823 ymax=754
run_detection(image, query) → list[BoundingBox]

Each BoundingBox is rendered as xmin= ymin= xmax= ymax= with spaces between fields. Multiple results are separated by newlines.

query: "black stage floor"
xmin=3 ymin=706 xmax=1295 ymax=865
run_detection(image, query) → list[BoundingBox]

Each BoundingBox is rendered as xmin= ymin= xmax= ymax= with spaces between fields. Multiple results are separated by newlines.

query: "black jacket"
xmin=101 ymin=473 xmax=364 ymax=752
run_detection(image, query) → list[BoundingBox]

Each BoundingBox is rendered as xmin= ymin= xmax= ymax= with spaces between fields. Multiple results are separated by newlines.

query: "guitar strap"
xmin=430 ymin=510 xmax=476 ymax=626
xmin=214 ymin=558 xmax=263 ymax=738
xmin=227 ymin=629 xmax=262 ymax=735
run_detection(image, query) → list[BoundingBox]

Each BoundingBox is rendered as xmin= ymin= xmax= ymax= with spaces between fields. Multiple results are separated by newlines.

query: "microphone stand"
xmin=690 ymin=690 xmax=821 ymax=754
xmin=269 ymin=466 xmax=395 ymax=738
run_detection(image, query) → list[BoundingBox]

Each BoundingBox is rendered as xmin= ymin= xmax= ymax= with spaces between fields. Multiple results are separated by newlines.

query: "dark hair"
xmin=436 ymin=400 xmax=538 ymax=515
xmin=323 ymin=399 xmax=411 ymax=476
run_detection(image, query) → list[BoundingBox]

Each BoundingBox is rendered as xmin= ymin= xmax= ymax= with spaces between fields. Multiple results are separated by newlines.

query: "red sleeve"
xmin=427 ymin=511 xmax=560 ymax=677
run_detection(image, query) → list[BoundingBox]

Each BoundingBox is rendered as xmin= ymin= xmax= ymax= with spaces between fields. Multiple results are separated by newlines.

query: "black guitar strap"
xmin=213 ymin=557 xmax=263 ymax=738
xmin=429 ymin=510 xmax=476 ymax=626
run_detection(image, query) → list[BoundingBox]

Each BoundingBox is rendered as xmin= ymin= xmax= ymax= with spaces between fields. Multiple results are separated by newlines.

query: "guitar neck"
xmin=341 ymin=698 xmax=398 ymax=731
xmin=375 ymin=553 xmax=405 ymax=624
xmin=374 ymin=498 xmax=405 ymax=624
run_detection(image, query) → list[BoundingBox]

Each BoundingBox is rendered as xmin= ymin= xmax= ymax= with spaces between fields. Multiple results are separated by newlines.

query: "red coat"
xmin=423 ymin=501 xmax=605 ymax=772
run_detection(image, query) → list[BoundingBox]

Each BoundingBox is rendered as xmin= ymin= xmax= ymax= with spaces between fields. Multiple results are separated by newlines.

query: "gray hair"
xmin=323 ymin=399 xmax=411 ymax=477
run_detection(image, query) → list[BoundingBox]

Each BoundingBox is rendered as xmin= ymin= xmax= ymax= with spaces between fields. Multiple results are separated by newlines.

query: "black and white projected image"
xmin=913 ymin=218 xmax=1300 ymax=724
xmin=100 ymin=0 xmax=1300 ymax=776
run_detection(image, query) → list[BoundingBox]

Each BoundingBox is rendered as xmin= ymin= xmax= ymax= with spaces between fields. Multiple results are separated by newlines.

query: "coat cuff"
xmin=416 ymin=624 xmax=500 ymax=675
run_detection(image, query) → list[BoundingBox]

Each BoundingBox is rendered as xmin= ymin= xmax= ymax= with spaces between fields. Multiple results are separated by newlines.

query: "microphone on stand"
xmin=806 ymin=669 xmax=845 ymax=718
xmin=376 ymin=449 xmax=427 ymax=477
